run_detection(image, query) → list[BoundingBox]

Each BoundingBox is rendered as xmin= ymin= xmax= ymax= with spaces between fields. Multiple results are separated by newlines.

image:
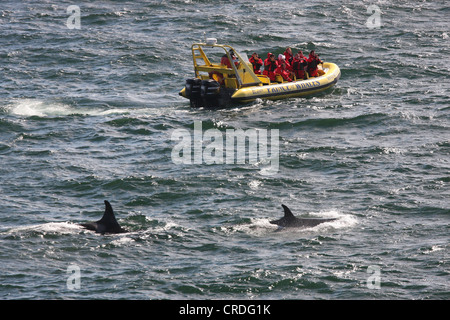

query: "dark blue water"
xmin=0 ymin=0 xmax=448 ymax=299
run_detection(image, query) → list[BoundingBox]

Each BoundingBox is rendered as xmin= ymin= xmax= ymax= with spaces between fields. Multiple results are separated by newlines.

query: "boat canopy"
xmin=191 ymin=43 xmax=263 ymax=89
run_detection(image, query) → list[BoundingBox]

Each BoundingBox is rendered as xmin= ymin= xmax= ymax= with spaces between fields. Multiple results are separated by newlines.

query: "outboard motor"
xmin=185 ymin=78 xmax=202 ymax=108
xmin=200 ymin=79 xmax=221 ymax=108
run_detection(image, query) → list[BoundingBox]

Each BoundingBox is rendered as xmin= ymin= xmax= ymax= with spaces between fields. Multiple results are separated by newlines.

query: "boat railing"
xmin=191 ymin=43 xmax=262 ymax=89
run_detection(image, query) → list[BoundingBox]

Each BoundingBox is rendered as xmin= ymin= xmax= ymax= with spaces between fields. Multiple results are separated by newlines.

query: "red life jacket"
xmin=275 ymin=64 xmax=292 ymax=82
xmin=221 ymin=55 xmax=232 ymax=68
xmin=283 ymin=59 xmax=293 ymax=72
xmin=264 ymin=54 xmax=277 ymax=72
xmin=263 ymin=53 xmax=278 ymax=81
xmin=307 ymin=56 xmax=322 ymax=77
xmin=293 ymin=57 xmax=308 ymax=79
xmin=221 ymin=54 xmax=239 ymax=68
xmin=283 ymin=49 xmax=293 ymax=67
xmin=249 ymin=56 xmax=263 ymax=74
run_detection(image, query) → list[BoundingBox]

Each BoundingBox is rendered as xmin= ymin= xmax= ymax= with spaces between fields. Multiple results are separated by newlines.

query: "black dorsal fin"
xmin=281 ymin=204 xmax=295 ymax=218
xmin=98 ymin=200 xmax=119 ymax=226
xmin=80 ymin=200 xmax=127 ymax=234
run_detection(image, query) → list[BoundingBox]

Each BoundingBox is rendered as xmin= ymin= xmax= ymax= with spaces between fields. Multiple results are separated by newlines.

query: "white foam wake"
xmin=5 ymin=99 xmax=131 ymax=117
xmin=303 ymin=209 xmax=358 ymax=231
xmin=8 ymin=99 xmax=79 ymax=117
xmin=225 ymin=209 xmax=357 ymax=236
xmin=5 ymin=222 xmax=82 ymax=235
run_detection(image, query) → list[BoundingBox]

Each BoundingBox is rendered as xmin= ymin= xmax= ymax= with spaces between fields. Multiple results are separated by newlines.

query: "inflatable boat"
xmin=179 ymin=40 xmax=340 ymax=108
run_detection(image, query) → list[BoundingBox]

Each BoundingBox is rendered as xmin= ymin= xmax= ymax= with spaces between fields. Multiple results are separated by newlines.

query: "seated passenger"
xmin=292 ymin=51 xmax=308 ymax=80
xmin=283 ymin=47 xmax=294 ymax=68
xmin=307 ymin=50 xmax=325 ymax=77
xmin=214 ymin=52 xmax=237 ymax=84
xmin=278 ymin=53 xmax=293 ymax=72
xmin=308 ymin=50 xmax=316 ymax=62
xmin=298 ymin=50 xmax=307 ymax=61
xmin=263 ymin=53 xmax=278 ymax=82
xmin=249 ymin=52 xmax=263 ymax=75
xmin=274 ymin=60 xmax=293 ymax=82
xmin=277 ymin=54 xmax=294 ymax=80
xmin=221 ymin=54 xmax=232 ymax=68
xmin=221 ymin=51 xmax=239 ymax=68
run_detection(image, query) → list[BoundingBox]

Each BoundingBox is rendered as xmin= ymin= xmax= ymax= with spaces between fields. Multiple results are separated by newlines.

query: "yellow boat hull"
xmin=231 ymin=62 xmax=340 ymax=103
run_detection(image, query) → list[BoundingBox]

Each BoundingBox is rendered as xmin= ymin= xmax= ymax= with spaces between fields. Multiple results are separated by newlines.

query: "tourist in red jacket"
xmin=283 ymin=47 xmax=294 ymax=69
xmin=292 ymin=51 xmax=308 ymax=80
xmin=263 ymin=53 xmax=278 ymax=81
xmin=275 ymin=59 xmax=293 ymax=82
xmin=307 ymin=50 xmax=324 ymax=77
xmin=249 ymin=52 xmax=263 ymax=74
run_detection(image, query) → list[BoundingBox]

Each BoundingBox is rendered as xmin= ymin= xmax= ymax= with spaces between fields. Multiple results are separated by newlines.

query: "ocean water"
xmin=0 ymin=0 xmax=448 ymax=300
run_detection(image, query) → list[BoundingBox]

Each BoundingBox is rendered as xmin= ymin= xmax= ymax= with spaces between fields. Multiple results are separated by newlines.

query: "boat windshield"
xmin=239 ymin=53 xmax=250 ymax=64
xmin=191 ymin=43 xmax=262 ymax=87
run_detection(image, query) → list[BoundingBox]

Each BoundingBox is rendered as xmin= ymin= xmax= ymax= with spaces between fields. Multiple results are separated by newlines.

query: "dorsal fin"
xmin=80 ymin=200 xmax=127 ymax=234
xmin=98 ymin=200 xmax=119 ymax=226
xmin=281 ymin=204 xmax=295 ymax=218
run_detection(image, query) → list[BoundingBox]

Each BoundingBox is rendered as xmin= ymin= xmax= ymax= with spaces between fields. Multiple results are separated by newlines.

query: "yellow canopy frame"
xmin=191 ymin=43 xmax=262 ymax=89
